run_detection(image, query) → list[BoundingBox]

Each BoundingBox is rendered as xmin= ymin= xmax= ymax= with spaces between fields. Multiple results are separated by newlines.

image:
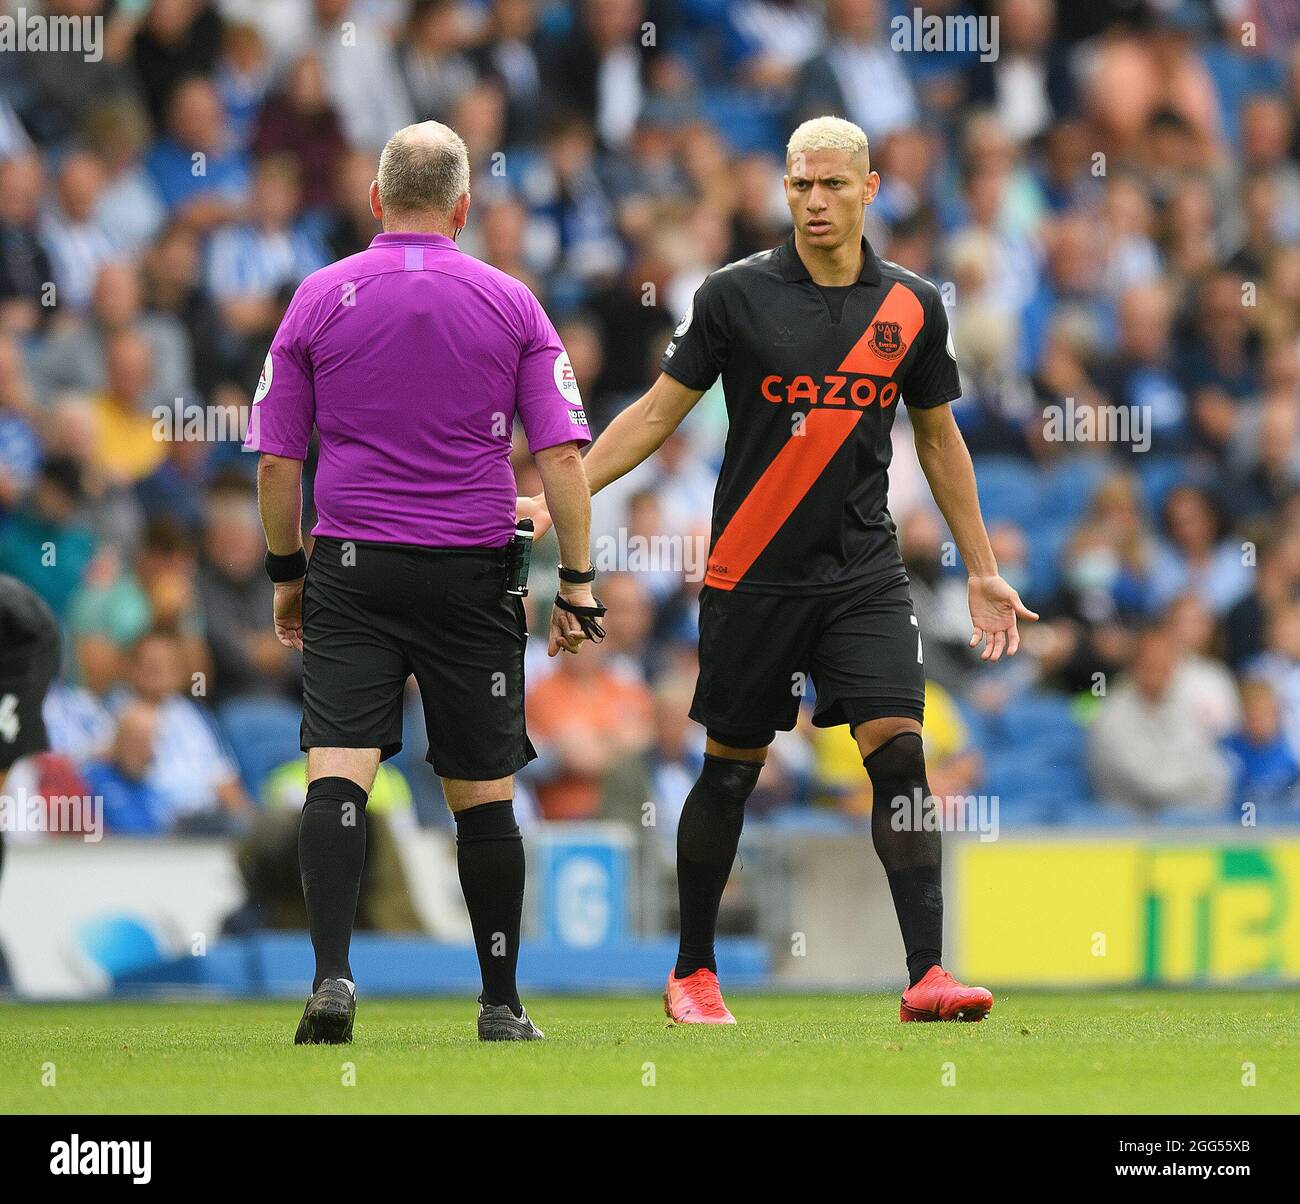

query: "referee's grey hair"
xmin=377 ymin=122 xmax=470 ymax=217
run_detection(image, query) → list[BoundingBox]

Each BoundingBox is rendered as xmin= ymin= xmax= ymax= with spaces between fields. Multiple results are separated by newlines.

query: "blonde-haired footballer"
xmin=522 ymin=116 xmax=1036 ymax=1024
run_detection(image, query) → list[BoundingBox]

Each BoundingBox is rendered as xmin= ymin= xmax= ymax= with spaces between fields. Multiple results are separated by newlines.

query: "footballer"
xmin=524 ymin=115 xmax=1036 ymax=1024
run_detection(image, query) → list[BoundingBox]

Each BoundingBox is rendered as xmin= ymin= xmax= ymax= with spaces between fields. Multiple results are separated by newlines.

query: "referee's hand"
xmin=550 ymin=582 xmax=599 ymax=656
xmin=273 ymin=579 xmax=305 ymax=651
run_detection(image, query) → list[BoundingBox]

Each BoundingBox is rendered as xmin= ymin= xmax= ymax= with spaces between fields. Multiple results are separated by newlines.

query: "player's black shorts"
xmin=0 ymin=577 xmax=61 ymax=772
xmin=690 ymin=571 xmax=926 ymax=747
xmin=301 ymin=536 xmax=537 ymax=780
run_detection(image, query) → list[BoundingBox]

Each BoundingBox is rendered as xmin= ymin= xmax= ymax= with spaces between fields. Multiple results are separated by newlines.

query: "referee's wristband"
xmin=558 ymin=564 xmax=596 ymax=584
xmin=265 ymin=547 xmax=307 ymax=583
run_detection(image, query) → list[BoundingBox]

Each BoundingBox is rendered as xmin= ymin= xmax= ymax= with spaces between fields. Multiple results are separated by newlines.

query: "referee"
xmin=247 ymin=122 xmax=605 ymax=1044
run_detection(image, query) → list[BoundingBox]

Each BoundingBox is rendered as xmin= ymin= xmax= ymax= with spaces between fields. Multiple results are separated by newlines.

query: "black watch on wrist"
xmin=558 ymin=564 xmax=596 ymax=584
xmin=265 ymin=547 xmax=308 ymax=583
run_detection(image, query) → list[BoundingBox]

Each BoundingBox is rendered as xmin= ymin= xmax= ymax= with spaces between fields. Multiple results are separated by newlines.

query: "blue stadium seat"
xmin=1136 ymin=455 xmax=1190 ymax=514
xmin=217 ymin=698 xmax=303 ymax=802
xmin=972 ymin=455 xmax=1042 ymax=526
xmin=1039 ymin=456 xmax=1110 ymax=524
xmin=699 ymin=88 xmax=785 ymax=154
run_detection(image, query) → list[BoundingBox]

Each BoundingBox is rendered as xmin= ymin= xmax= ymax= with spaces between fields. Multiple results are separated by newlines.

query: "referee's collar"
xmin=778 ymin=233 xmax=882 ymax=286
xmin=370 ymin=231 xmax=459 ymax=250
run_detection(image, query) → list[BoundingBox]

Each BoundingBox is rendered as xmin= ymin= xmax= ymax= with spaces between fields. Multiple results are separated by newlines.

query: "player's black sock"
xmin=674 ymin=754 xmax=763 ymax=978
xmin=299 ymin=775 xmax=369 ymax=992
xmin=455 ymin=799 xmax=524 ymax=1017
xmin=864 ymin=732 xmax=943 ymax=986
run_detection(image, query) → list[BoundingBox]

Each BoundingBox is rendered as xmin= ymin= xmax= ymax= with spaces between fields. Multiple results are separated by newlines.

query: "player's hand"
xmin=967 ymin=574 xmax=1038 ymax=662
xmin=273 ymin=578 xmax=304 ymax=651
xmin=516 ymin=494 xmax=553 ymax=539
xmin=549 ymin=583 xmax=598 ymax=656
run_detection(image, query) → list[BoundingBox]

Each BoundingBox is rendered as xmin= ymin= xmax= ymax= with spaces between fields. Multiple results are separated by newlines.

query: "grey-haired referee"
xmin=246 ymin=122 xmax=607 ymax=1043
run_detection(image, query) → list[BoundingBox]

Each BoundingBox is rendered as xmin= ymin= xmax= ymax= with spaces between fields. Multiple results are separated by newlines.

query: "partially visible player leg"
xmin=665 ymin=735 xmax=765 ymax=1024
xmin=0 ymin=579 xmax=61 ymax=992
xmin=857 ymin=719 xmax=942 ymax=982
xmin=856 ymin=719 xmax=993 ymax=1022
xmin=669 ymin=586 xmax=813 ymax=1023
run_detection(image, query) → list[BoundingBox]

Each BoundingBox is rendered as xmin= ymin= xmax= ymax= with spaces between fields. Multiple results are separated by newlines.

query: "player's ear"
xmin=369 ymin=180 xmax=382 ymax=222
xmin=863 ymin=170 xmax=881 ymax=206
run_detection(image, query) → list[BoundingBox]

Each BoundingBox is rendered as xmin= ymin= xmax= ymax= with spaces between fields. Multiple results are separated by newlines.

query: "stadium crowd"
xmin=0 ymin=0 xmax=1298 ymax=839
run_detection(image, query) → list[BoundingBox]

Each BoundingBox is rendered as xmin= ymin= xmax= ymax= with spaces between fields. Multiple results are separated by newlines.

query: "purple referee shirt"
xmin=243 ymin=231 xmax=590 ymax=547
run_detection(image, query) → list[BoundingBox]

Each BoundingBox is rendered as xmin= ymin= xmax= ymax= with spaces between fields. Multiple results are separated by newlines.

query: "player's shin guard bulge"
xmin=863 ymin=732 xmax=944 ymax=987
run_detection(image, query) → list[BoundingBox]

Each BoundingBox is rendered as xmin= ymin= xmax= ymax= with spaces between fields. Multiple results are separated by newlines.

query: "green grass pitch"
xmin=2 ymin=991 xmax=1297 ymax=1114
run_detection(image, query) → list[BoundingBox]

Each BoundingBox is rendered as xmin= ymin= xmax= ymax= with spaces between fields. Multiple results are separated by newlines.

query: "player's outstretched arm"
xmin=908 ymin=403 xmax=1038 ymax=662
xmin=520 ymin=372 xmax=704 ymax=537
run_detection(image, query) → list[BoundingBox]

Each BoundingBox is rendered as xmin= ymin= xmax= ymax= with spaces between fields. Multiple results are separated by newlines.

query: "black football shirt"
xmin=661 ymin=234 xmax=961 ymax=595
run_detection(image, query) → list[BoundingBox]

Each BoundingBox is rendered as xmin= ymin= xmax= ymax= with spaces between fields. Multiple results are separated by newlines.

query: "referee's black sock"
xmin=674 ymin=754 xmax=762 ymax=978
xmin=299 ymin=775 xmax=370 ymax=993
xmin=454 ymin=800 xmax=524 ymax=1017
xmin=864 ymin=732 xmax=943 ymax=986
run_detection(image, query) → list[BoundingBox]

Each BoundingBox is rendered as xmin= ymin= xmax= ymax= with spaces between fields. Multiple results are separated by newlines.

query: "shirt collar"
xmin=778 ymin=232 xmax=882 ymax=286
xmin=369 ymin=231 xmax=459 ymax=249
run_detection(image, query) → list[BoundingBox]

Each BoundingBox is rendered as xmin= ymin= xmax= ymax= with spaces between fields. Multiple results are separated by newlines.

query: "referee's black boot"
xmin=477 ymin=997 xmax=544 ymax=1042
xmin=294 ymin=978 xmax=356 ymax=1045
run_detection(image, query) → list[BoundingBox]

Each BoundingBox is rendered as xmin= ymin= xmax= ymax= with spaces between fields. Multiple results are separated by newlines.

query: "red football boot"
xmin=899 ymin=965 xmax=993 ymax=1023
xmin=663 ymin=968 xmax=736 ymax=1024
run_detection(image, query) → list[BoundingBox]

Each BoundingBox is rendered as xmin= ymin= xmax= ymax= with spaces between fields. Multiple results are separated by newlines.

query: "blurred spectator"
xmin=0 ymin=456 xmax=96 ymax=619
xmin=132 ymin=0 xmax=225 ymax=129
xmin=115 ymin=628 xmax=251 ymax=826
xmin=472 ymin=0 xmax=546 ymax=145
xmin=1246 ymin=602 xmax=1300 ymax=760
xmin=84 ymin=97 xmax=169 ymax=256
xmin=794 ymin=0 xmax=915 ymax=140
xmin=0 ymin=154 xmax=53 ymax=333
xmin=1088 ymin=626 xmax=1231 ymax=814
xmin=251 ymin=53 xmax=348 ymax=211
xmin=1162 ymin=592 xmax=1241 ymax=738
xmin=542 ymin=0 xmax=661 ymax=150
xmin=196 ymin=479 xmax=300 ymax=704
xmin=524 ymin=635 xmax=653 ymax=820
xmin=205 ymin=154 xmax=328 ymax=337
xmin=91 ymin=330 xmax=168 ymax=487
xmin=399 ymin=0 xmax=478 ymax=122
xmin=145 ymin=75 xmax=251 ymax=227
xmin=40 ymin=151 xmax=116 ymax=314
xmin=83 ymin=701 xmax=171 ymax=835
xmin=0 ymin=336 xmax=41 ymax=513
xmin=33 ymin=260 xmax=193 ymax=405
xmin=1224 ymin=527 xmax=1300 ymax=671
xmin=1148 ymin=485 xmax=1252 ymax=616
xmin=1221 ymin=679 xmax=1300 ymax=817
xmin=310 ymin=0 xmax=415 ymax=152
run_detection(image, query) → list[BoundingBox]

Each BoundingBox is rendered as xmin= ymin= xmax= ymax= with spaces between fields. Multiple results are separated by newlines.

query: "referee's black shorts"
xmin=301 ymin=536 xmax=537 ymax=780
xmin=689 ymin=571 xmax=926 ymax=748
